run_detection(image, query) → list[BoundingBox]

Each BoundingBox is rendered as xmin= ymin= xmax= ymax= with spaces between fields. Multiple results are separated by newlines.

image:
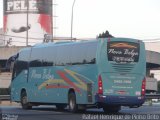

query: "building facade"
xmin=0 ymin=28 xmax=5 ymax=46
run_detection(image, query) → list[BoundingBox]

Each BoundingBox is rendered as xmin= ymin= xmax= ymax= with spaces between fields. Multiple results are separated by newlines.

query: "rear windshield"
xmin=107 ymin=41 xmax=140 ymax=63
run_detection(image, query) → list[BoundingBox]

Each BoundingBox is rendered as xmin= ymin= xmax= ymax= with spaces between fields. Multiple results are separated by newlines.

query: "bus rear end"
xmin=96 ymin=38 xmax=146 ymax=112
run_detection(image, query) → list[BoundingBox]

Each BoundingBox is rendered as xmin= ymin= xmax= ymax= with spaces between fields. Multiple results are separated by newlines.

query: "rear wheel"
xmin=78 ymin=105 xmax=86 ymax=113
xmin=103 ymin=106 xmax=121 ymax=113
xmin=21 ymin=90 xmax=32 ymax=109
xmin=68 ymin=92 xmax=78 ymax=113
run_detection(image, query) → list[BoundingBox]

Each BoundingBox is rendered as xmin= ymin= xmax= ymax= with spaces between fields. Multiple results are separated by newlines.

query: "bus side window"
xmin=42 ymin=61 xmax=53 ymax=67
xmin=11 ymin=53 xmax=19 ymax=81
xmin=29 ymin=60 xmax=42 ymax=67
xmin=11 ymin=62 xmax=17 ymax=81
xmin=12 ymin=60 xmax=28 ymax=81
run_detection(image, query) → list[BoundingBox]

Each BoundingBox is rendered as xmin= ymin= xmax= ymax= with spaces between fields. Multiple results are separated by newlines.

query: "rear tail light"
xmin=98 ymin=75 xmax=103 ymax=94
xmin=141 ymin=77 xmax=146 ymax=96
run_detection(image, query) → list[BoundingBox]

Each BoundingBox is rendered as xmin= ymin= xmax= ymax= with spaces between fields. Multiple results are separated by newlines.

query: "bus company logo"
xmin=110 ymin=43 xmax=137 ymax=48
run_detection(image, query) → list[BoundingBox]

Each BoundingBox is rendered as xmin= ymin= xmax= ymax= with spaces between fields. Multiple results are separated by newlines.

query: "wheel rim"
xmin=22 ymin=96 xmax=27 ymax=105
xmin=69 ymin=98 xmax=75 ymax=110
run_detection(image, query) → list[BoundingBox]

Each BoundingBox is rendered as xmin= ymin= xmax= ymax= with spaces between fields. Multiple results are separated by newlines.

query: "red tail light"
xmin=141 ymin=78 xmax=146 ymax=96
xmin=98 ymin=75 xmax=103 ymax=94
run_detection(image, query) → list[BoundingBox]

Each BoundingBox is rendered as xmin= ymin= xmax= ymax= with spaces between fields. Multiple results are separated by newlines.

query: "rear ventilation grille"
xmin=111 ymin=63 xmax=134 ymax=73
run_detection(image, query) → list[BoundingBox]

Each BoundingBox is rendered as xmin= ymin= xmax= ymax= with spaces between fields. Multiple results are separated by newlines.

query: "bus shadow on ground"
xmin=31 ymin=106 xmax=129 ymax=115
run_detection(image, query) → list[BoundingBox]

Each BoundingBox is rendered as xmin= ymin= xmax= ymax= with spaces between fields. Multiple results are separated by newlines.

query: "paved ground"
xmin=0 ymin=103 xmax=160 ymax=120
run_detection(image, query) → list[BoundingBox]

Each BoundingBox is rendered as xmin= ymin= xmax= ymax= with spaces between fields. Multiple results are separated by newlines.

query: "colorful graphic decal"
xmin=38 ymin=69 xmax=94 ymax=94
xmin=110 ymin=43 xmax=137 ymax=48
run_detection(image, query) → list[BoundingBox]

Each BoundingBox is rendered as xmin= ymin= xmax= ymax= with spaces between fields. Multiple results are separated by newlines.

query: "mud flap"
xmin=87 ymin=83 xmax=92 ymax=103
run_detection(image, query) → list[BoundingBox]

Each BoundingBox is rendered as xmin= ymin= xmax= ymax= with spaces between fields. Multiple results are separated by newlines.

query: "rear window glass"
xmin=107 ymin=41 xmax=140 ymax=63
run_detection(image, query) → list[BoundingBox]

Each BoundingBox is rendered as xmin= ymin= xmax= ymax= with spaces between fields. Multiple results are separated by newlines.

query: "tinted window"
xmin=12 ymin=60 xmax=28 ymax=80
xmin=29 ymin=60 xmax=42 ymax=67
xmin=107 ymin=41 xmax=140 ymax=63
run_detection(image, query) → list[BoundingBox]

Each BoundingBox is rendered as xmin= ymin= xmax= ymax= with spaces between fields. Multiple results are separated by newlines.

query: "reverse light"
xmin=98 ymin=75 xmax=103 ymax=95
xmin=141 ymin=77 xmax=146 ymax=96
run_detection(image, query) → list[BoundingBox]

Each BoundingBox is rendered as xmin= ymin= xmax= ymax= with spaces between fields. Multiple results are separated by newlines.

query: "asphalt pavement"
xmin=0 ymin=104 xmax=160 ymax=120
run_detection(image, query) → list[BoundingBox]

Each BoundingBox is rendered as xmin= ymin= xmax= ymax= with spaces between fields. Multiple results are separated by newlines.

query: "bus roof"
xmin=19 ymin=38 xmax=144 ymax=52
xmin=32 ymin=39 xmax=97 ymax=48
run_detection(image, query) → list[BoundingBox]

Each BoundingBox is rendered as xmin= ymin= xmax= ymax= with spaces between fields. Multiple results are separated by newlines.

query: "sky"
xmin=0 ymin=0 xmax=159 ymax=80
xmin=0 ymin=0 xmax=160 ymax=40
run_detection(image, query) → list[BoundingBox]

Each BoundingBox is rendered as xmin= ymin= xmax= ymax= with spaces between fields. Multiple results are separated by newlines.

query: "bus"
xmin=11 ymin=38 xmax=146 ymax=113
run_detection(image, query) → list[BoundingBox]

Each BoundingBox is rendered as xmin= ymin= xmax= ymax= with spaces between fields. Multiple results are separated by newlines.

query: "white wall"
xmin=0 ymin=72 xmax=12 ymax=88
xmin=146 ymin=77 xmax=158 ymax=91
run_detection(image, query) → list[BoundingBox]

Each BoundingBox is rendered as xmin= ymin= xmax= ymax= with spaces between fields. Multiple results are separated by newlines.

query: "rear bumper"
xmin=95 ymin=94 xmax=145 ymax=107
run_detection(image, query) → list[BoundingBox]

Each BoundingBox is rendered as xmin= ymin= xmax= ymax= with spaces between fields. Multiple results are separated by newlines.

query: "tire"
xmin=103 ymin=106 xmax=121 ymax=113
xmin=56 ymin=104 xmax=67 ymax=110
xmin=78 ymin=105 xmax=86 ymax=113
xmin=21 ymin=90 xmax=32 ymax=109
xmin=68 ymin=92 xmax=78 ymax=113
